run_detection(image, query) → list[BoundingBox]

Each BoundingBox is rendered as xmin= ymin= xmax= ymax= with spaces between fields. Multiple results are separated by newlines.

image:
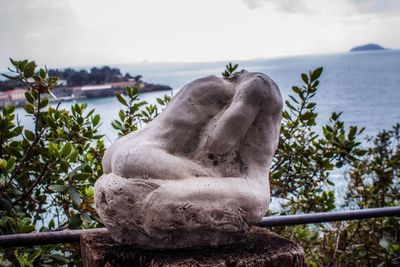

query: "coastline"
xmin=0 ymin=81 xmax=172 ymax=108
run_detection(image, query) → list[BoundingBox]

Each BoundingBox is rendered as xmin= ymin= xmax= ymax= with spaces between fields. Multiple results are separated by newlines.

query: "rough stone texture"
xmin=94 ymin=70 xmax=283 ymax=248
xmin=81 ymin=227 xmax=305 ymax=267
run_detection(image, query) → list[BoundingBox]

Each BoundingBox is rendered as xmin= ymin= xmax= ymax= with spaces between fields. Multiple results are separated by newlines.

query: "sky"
xmin=0 ymin=0 xmax=399 ymax=71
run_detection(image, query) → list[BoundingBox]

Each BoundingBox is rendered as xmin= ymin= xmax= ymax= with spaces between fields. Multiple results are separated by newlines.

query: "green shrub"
xmin=0 ymin=60 xmax=398 ymax=266
xmin=269 ymin=66 xmax=399 ymax=266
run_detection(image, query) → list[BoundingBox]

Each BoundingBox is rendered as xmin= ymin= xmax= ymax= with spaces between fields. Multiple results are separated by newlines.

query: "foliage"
xmin=282 ymin=125 xmax=400 ymax=266
xmin=221 ymin=62 xmax=238 ymax=77
xmin=271 ymin=67 xmax=366 ymax=213
xmin=270 ymin=68 xmax=399 ymax=266
xmin=0 ymin=65 xmax=142 ymax=90
xmin=112 ymin=87 xmax=171 ymax=136
xmin=337 ymin=125 xmax=400 ymax=265
xmin=0 ymin=58 xmax=171 ymax=266
xmin=0 ymin=59 xmax=107 ymax=265
xmin=0 ymin=59 xmax=399 ymax=266
xmin=48 ymin=66 xmax=143 ymax=87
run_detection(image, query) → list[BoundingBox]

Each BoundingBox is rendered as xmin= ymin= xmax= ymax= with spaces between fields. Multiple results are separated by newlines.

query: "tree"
xmin=0 ymin=59 xmax=105 ymax=265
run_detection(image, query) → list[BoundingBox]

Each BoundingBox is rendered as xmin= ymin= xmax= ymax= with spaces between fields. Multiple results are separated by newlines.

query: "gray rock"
xmin=94 ymin=70 xmax=283 ymax=249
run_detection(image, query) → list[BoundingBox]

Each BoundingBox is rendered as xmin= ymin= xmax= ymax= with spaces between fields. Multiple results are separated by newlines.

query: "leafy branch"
xmin=222 ymin=62 xmax=238 ymax=77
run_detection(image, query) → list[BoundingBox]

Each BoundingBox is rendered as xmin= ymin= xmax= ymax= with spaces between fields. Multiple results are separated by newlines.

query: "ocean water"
xmin=115 ymin=50 xmax=400 ymax=137
xmin=15 ymin=50 xmax=400 ymax=209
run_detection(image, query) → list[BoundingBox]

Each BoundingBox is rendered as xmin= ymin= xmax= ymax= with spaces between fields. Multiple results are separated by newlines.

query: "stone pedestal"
xmin=81 ymin=227 xmax=305 ymax=267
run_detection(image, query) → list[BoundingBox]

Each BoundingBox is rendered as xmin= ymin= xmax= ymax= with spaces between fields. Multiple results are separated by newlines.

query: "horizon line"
xmin=1 ymin=48 xmax=398 ymax=74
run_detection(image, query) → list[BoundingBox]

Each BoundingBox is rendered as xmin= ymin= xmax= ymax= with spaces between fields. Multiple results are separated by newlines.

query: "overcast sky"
xmin=1 ymin=0 xmax=399 ymax=71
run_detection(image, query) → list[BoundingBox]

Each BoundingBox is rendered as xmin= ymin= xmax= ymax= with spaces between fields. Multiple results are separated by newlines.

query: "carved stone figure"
xmin=94 ymin=70 xmax=283 ymax=249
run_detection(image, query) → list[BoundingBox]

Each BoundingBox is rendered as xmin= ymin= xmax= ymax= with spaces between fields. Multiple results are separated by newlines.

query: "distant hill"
xmin=350 ymin=43 xmax=386 ymax=52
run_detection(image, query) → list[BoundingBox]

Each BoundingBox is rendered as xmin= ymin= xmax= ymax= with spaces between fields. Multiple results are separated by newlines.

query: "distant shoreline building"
xmin=73 ymin=81 xmax=138 ymax=98
xmin=0 ymin=80 xmax=171 ymax=108
xmin=0 ymin=88 xmax=26 ymax=106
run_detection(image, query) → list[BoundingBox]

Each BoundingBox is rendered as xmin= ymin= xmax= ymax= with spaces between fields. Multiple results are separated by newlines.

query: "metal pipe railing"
xmin=0 ymin=228 xmax=108 ymax=248
xmin=1 ymin=206 xmax=399 ymax=248
xmin=256 ymin=206 xmax=400 ymax=227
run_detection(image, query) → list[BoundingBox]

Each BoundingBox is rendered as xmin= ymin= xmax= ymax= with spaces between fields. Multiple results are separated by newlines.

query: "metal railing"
xmin=1 ymin=206 xmax=399 ymax=248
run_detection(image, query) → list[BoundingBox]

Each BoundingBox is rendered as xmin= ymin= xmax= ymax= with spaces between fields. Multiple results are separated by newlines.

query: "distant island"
xmin=350 ymin=43 xmax=387 ymax=52
xmin=0 ymin=66 xmax=172 ymax=107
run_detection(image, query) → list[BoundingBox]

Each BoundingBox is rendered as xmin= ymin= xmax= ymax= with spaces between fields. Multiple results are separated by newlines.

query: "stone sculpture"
xmin=94 ymin=70 xmax=283 ymax=249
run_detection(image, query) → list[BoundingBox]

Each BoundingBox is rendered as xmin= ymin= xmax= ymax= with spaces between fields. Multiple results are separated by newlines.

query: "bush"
xmin=269 ymin=66 xmax=399 ymax=266
xmin=0 ymin=59 xmax=398 ymax=266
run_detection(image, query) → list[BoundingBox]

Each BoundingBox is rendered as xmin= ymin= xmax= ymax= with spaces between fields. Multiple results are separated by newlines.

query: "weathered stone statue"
xmin=94 ymin=70 xmax=283 ymax=249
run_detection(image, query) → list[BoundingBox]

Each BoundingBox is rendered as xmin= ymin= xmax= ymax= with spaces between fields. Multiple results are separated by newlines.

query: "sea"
xmin=14 ymin=50 xmax=400 ymax=210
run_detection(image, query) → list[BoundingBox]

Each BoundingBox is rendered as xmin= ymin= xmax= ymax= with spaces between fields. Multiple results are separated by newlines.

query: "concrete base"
xmin=81 ymin=227 xmax=305 ymax=267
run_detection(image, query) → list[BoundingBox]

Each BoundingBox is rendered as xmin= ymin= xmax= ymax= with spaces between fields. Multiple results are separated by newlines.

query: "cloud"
xmin=242 ymin=0 xmax=264 ymax=9
xmin=242 ymin=0 xmax=309 ymax=13
xmin=0 ymin=0 xmax=399 ymax=71
xmin=242 ymin=0 xmax=400 ymax=16
xmin=0 ymin=0 xmax=82 ymax=67
xmin=351 ymin=0 xmax=400 ymax=15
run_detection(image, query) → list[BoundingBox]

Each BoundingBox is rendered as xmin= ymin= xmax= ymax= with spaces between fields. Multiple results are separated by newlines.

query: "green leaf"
xmin=92 ymin=114 xmax=100 ymax=127
xmin=60 ymin=160 xmax=69 ymax=173
xmin=73 ymin=172 xmax=92 ymax=180
xmin=69 ymin=187 xmax=81 ymax=206
xmin=93 ymin=134 xmax=103 ymax=139
xmin=331 ymin=112 xmax=339 ymax=121
xmin=335 ymin=162 xmax=343 ymax=168
xmin=32 ymin=74 xmax=40 ymax=82
xmin=16 ymin=218 xmax=35 ymax=233
xmin=116 ymin=93 xmax=128 ymax=106
xmin=24 ymin=130 xmax=35 ymax=141
xmin=1 ymin=73 xmax=19 ymax=80
xmin=6 ymin=157 xmax=15 ymax=171
xmin=24 ymin=91 xmax=35 ymax=103
xmin=39 ymin=68 xmax=46 ymax=79
xmin=354 ymin=149 xmax=367 ymax=156
xmin=71 ymin=125 xmax=79 ymax=132
xmin=23 ymin=61 xmax=36 ymax=78
xmin=118 ymin=110 xmax=125 ymax=121
xmin=86 ymin=109 xmax=95 ymax=118
xmin=74 ymin=103 xmax=81 ymax=114
xmin=3 ymin=104 xmax=16 ymax=115
xmin=48 ymin=219 xmax=55 ymax=229
xmin=48 ymin=76 xmax=59 ymax=85
xmin=311 ymin=67 xmax=323 ymax=81
xmin=156 ymin=98 xmax=164 ymax=105
xmin=77 ymin=117 xmax=84 ymax=124
xmin=348 ymin=126 xmax=357 ymax=138
xmin=0 ymin=197 xmax=14 ymax=214
xmin=292 ymin=86 xmax=301 ymax=94
xmin=111 ymin=121 xmax=122 ymax=130
xmin=300 ymin=112 xmax=314 ymax=121
xmin=285 ymin=100 xmax=296 ymax=111
xmin=61 ymin=142 xmax=72 ymax=157
xmin=17 ymin=60 xmax=28 ymax=72
xmin=50 ymin=254 xmax=69 ymax=264
xmin=39 ymin=97 xmax=49 ymax=109
xmin=29 ymin=250 xmax=42 ymax=262
xmin=69 ymin=150 xmax=79 ymax=161
xmin=222 ymin=62 xmax=239 ymax=77
xmin=23 ymin=103 xmax=35 ymax=114
xmin=69 ymin=214 xmax=82 ymax=229
xmin=301 ymin=73 xmax=309 ymax=84
xmin=306 ymin=103 xmax=316 ymax=109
